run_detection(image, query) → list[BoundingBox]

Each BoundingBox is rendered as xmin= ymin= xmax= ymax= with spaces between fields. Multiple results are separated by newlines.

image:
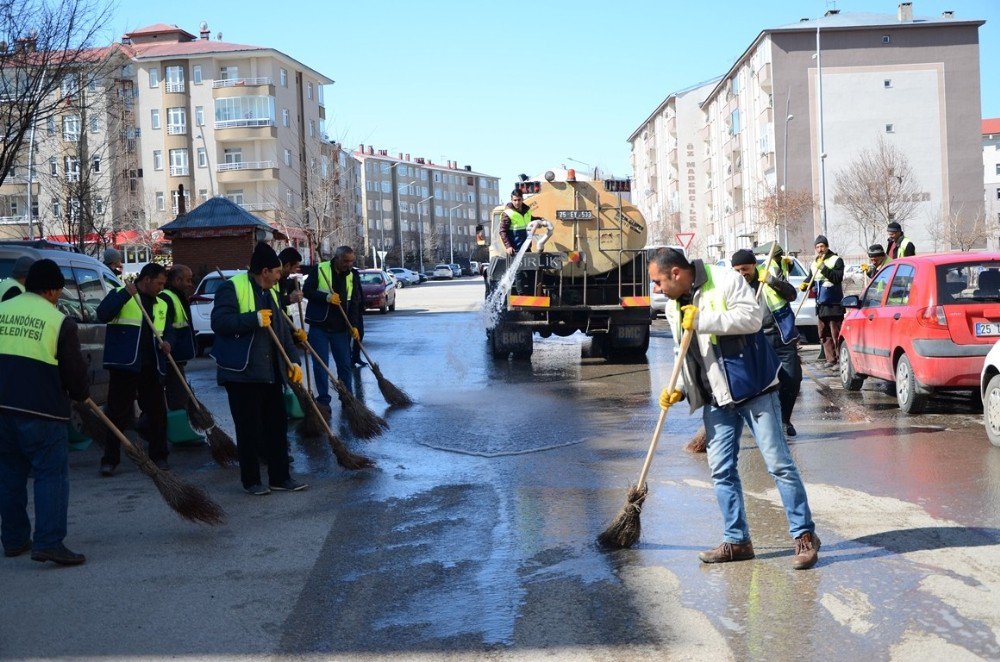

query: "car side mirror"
xmin=842 ymin=295 xmax=860 ymax=308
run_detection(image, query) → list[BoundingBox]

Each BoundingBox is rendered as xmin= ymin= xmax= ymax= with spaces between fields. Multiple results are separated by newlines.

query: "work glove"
xmin=659 ymin=388 xmax=684 ymax=410
xmin=327 ymin=292 xmax=341 ymax=306
xmin=781 ymin=255 xmax=794 ymax=268
xmin=257 ymin=309 xmax=272 ymax=328
xmin=286 ymin=364 xmax=303 ymax=384
xmin=350 ymin=327 xmax=360 ymax=341
xmin=798 ymin=282 xmax=809 ymax=292
xmin=292 ymin=328 xmax=308 ymax=344
xmin=861 ymin=263 xmax=871 ymax=274
xmin=680 ymin=304 xmax=698 ymax=330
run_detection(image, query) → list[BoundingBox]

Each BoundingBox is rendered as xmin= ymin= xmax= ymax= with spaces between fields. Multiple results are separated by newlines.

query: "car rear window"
xmin=197 ymin=277 xmax=226 ymax=296
xmin=359 ymin=273 xmax=383 ymax=285
xmin=0 ymin=258 xmax=14 ymax=279
xmin=937 ymin=261 xmax=1000 ymax=304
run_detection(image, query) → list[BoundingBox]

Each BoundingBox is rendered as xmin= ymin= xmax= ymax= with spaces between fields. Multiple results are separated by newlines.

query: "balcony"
xmin=214 ymin=119 xmax=277 ymax=142
xmin=167 ymin=124 xmax=186 ymax=136
xmin=212 ymin=77 xmax=275 ymax=98
xmin=756 ymin=61 xmax=772 ymax=92
xmin=165 ymin=81 xmax=185 ymax=94
xmin=240 ymin=202 xmax=277 ymax=212
xmin=217 ymin=160 xmax=279 ymax=184
xmin=169 ymin=165 xmax=190 ymax=177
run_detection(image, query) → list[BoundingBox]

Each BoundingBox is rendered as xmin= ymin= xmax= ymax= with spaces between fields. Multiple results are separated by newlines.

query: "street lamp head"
xmin=786 ymin=114 xmax=794 ymax=122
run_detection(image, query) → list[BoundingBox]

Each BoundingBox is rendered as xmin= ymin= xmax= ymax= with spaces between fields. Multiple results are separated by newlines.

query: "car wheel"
xmin=839 ymin=343 xmax=865 ymax=391
xmin=895 ymin=354 xmax=926 ymax=414
xmin=983 ymin=374 xmax=1000 ymax=447
xmin=380 ymin=303 xmax=388 ymax=314
xmin=389 ymin=298 xmax=395 ymax=312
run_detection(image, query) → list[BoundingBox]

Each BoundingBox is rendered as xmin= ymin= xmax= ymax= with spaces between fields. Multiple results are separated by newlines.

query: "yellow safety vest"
xmin=230 ymin=273 xmax=279 ymax=313
xmin=160 ymin=288 xmax=190 ymax=328
xmin=504 ymin=206 xmax=532 ymax=231
xmin=316 ymin=261 xmax=354 ymax=301
xmin=0 ymin=292 xmax=69 ymax=419
xmin=0 ymin=278 xmax=24 ymax=301
xmin=108 ymin=287 xmax=167 ymax=334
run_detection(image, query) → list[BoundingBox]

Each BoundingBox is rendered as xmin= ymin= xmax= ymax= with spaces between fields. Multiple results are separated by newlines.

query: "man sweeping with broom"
xmin=211 ymin=242 xmax=308 ymax=496
xmin=649 ymin=247 xmax=820 ymax=570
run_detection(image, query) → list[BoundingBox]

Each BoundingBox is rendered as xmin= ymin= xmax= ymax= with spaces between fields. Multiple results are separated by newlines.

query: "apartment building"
xmin=986 ymin=118 xmax=1000 ymax=248
xmin=355 ymin=145 xmax=501 ymax=271
xmin=630 ymin=3 xmax=985 ymax=259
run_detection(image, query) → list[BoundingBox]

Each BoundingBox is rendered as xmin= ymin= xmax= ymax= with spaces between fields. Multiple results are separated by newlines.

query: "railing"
xmin=216 ymin=160 xmax=276 ymax=172
xmin=212 ymin=77 xmax=273 ymax=89
xmin=165 ymin=81 xmax=185 ymax=93
xmin=169 ymin=165 xmax=190 ymax=176
xmin=0 ymin=215 xmax=30 ymax=225
xmin=166 ymin=124 xmax=186 ymax=135
xmin=240 ymin=203 xmax=276 ymax=212
xmin=214 ymin=118 xmax=275 ymax=129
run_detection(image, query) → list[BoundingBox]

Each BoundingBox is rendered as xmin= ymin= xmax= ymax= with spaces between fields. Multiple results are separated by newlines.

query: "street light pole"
xmin=448 ymin=204 xmax=463 ymax=264
xmin=816 ymin=22 xmax=828 ymax=237
xmin=781 ymin=93 xmax=794 ymax=249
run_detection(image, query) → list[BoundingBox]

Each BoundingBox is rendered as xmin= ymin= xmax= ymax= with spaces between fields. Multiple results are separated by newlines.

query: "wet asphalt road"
xmin=1 ymin=278 xmax=999 ymax=660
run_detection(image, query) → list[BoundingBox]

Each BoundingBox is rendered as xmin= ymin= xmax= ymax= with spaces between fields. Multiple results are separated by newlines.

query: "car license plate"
xmin=975 ymin=322 xmax=1000 ymax=337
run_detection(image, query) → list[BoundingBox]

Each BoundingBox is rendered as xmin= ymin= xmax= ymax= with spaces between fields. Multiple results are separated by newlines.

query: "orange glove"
xmin=350 ymin=327 xmax=360 ymax=341
xmin=257 ymin=309 xmax=272 ymax=328
xmin=293 ymin=328 xmax=308 ymax=344
xmin=327 ymin=292 xmax=341 ymax=306
xmin=286 ymin=364 xmax=303 ymax=384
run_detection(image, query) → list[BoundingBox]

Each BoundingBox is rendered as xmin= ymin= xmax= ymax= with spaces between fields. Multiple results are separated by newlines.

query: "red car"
xmin=838 ymin=252 xmax=1000 ymax=413
xmin=359 ymin=269 xmax=396 ymax=314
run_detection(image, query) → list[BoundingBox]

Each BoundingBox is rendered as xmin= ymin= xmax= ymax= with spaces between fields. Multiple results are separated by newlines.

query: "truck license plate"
xmin=975 ymin=322 xmax=1000 ymax=337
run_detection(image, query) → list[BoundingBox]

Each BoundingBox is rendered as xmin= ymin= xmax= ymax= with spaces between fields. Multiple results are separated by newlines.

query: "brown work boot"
xmin=792 ymin=532 xmax=821 ymax=570
xmin=698 ymin=540 xmax=755 ymax=564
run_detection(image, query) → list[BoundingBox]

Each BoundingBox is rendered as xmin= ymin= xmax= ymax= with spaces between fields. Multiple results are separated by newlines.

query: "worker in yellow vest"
xmin=95 ymin=263 xmax=172 ymax=476
xmin=887 ymin=222 xmax=915 ymax=259
xmin=861 ymin=244 xmax=890 ymax=284
xmin=0 ymin=256 xmax=34 ymax=302
xmin=499 ymin=188 xmax=534 ymax=294
xmin=0 ymin=259 xmax=89 ymax=565
xmin=160 ymin=265 xmax=197 ymax=411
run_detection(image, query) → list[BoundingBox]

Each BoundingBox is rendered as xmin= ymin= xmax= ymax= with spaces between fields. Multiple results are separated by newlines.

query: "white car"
xmin=190 ymin=269 xmax=303 ymax=354
xmin=387 ymin=267 xmax=421 ymax=287
xmin=433 ymin=264 xmax=454 ymax=280
xmin=980 ymin=340 xmax=1000 ymax=447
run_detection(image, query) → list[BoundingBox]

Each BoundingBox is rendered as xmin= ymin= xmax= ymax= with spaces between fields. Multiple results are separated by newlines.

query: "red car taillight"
xmin=916 ymin=305 xmax=948 ymax=330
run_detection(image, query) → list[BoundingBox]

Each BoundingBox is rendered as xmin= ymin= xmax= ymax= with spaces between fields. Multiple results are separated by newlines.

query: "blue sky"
xmin=112 ymin=0 xmax=999 ymax=192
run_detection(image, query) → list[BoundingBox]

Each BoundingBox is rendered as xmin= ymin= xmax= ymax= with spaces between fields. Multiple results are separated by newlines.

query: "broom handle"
xmin=317 ymin=266 xmax=375 ymax=366
xmin=263 ymin=324 xmax=336 ymax=438
xmin=277 ymin=308 xmax=343 ymax=388
xmin=130 ymin=292 xmax=202 ymax=410
xmin=295 ymin=279 xmax=315 ymax=393
xmin=84 ymin=397 xmax=142 ymax=457
xmin=756 ymin=243 xmax=779 ymax=303
xmin=794 ymin=265 xmax=820 ymax=318
xmin=635 ymin=327 xmax=695 ymax=489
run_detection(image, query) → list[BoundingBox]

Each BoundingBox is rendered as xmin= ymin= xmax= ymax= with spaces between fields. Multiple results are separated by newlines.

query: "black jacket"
xmin=303 ymin=263 xmax=364 ymax=333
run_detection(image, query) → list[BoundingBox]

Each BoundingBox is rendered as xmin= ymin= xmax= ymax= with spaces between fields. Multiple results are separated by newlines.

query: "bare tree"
xmin=0 ymin=0 xmax=114 ymax=187
xmin=752 ymin=184 xmax=816 ymax=247
xmin=928 ymin=204 xmax=997 ymax=252
xmin=833 ymin=136 xmax=922 ymax=250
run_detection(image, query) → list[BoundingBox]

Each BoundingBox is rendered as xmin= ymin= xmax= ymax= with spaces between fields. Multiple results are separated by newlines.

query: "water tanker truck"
xmin=484 ymin=171 xmax=651 ymax=361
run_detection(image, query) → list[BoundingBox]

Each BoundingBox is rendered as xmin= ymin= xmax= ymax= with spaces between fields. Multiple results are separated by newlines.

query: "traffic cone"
xmin=166 ymin=409 xmax=205 ymax=446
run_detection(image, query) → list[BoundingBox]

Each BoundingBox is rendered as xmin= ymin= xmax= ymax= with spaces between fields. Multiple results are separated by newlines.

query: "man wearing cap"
xmin=0 ymin=256 xmax=35 ymax=302
xmin=861 ymin=244 xmax=890 ymax=284
xmin=103 ymin=248 xmax=123 ymax=277
xmin=887 ymin=222 xmax=915 ymax=259
xmin=276 ymin=247 xmax=305 ymax=311
xmin=96 ymin=263 xmax=172 ymax=475
xmin=732 ymin=247 xmax=802 ymax=437
xmin=212 ymin=242 xmax=307 ymax=496
xmin=161 ymin=265 xmax=197 ymax=411
xmin=0 ymin=259 xmax=89 ymax=565
xmin=801 ymin=236 xmax=845 ymax=369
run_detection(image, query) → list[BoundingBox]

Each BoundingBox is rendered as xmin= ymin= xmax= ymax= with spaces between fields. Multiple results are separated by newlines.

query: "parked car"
xmin=715 ymin=255 xmax=818 ymax=342
xmin=470 ymin=261 xmax=481 ymax=276
xmin=433 ymin=264 xmax=454 ymax=280
xmin=359 ymin=269 xmax=396 ymax=313
xmin=979 ymin=340 xmax=1000 ymax=447
xmin=839 ymin=253 xmax=1000 ymax=414
xmin=0 ymin=245 xmax=122 ymax=404
xmin=449 ymin=263 xmax=463 ymax=278
xmin=387 ymin=267 xmax=421 ymax=287
xmin=190 ymin=269 xmax=304 ymax=353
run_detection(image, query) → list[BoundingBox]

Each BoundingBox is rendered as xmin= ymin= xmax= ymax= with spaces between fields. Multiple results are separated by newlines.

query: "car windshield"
xmin=435 ymin=265 xmax=449 ymax=270
xmin=198 ymin=277 xmax=225 ymax=295
xmin=937 ymin=261 xmax=1000 ymax=303
xmin=359 ymin=273 xmax=384 ymax=285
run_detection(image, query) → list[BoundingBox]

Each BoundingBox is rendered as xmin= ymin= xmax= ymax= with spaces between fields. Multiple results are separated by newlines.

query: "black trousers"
xmin=103 ymin=365 xmax=168 ymax=465
xmin=164 ymin=361 xmax=189 ymax=411
xmin=224 ymin=381 xmax=290 ymax=488
xmin=772 ymin=336 xmax=802 ymax=424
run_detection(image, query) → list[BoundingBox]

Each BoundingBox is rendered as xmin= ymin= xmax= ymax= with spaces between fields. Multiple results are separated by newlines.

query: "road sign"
xmin=675 ymin=233 xmax=695 ymax=250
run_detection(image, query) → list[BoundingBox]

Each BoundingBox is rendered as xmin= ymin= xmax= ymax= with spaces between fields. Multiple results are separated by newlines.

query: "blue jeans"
xmin=307 ymin=326 xmax=352 ymax=404
xmin=0 ymin=412 xmax=69 ymax=552
xmin=703 ymin=390 xmax=814 ymax=542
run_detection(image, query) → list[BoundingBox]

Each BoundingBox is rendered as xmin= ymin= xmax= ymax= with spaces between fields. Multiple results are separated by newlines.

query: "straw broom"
xmin=130 ymin=292 xmax=238 ymax=467
xmin=264 ymin=325 xmax=375 ymax=470
xmin=277 ymin=308 xmax=387 ymax=440
xmin=598 ymin=326 xmax=696 ymax=549
xmin=318 ymin=268 xmax=413 ymax=407
xmin=75 ymin=399 xmax=226 ymax=525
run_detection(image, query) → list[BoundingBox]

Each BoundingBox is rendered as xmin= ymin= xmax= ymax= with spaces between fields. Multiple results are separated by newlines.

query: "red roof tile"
xmin=130 ymin=40 xmax=265 ymax=58
xmin=983 ymin=118 xmax=1000 ymax=135
xmin=125 ymin=23 xmax=196 ymax=39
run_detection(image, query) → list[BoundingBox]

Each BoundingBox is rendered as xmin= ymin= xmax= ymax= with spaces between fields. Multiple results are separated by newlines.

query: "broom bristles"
xmin=685 ymin=427 xmax=708 ymax=454
xmin=597 ymin=482 xmax=648 ymax=550
xmin=185 ymin=397 xmax=214 ymax=431
xmin=206 ymin=426 xmax=239 ymax=466
xmin=371 ymin=363 xmax=413 ymax=407
xmin=336 ymin=382 xmax=388 ymax=440
xmin=329 ymin=437 xmax=377 ymax=470
xmin=286 ymin=381 xmax=375 ymax=470
xmin=287 ymin=381 xmax=325 ymax=438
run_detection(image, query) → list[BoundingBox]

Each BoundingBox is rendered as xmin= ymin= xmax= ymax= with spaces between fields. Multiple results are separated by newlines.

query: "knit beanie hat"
xmin=730 ymin=249 xmax=757 ymax=266
xmin=249 ymin=242 xmax=281 ymax=273
xmin=103 ymin=247 xmax=122 ymax=265
xmin=25 ymin=259 xmax=65 ymax=292
xmin=868 ymin=244 xmax=886 ymax=257
xmin=11 ymin=255 xmax=34 ymax=278
xmin=887 ymin=221 xmax=902 ymax=232
xmin=814 ymin=235 xmax=829 ymax=247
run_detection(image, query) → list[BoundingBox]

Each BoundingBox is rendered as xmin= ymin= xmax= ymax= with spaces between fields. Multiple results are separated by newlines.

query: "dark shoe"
xmin=698 ymin=540 xmax=755 ymax=564
xmin=153 ymin=459 xmax=171 ymax=471
xmin=244 ymin=484 xmax=271 ymax=496
xmin=31 ymin=544 xmax=86 ymax=566
xmin=4 ymin=540 xmax=32 ymax=558
xmin=784 ymin=422 xmax=797 ymax=438
xmin=270 ymin=478 xmax=308 ymax=492
xmin=353 ymin=360 xmax=368 ymax=369
xmin=792 ymin=532 xmax=821 ymax=570
xmin=317 ymin=404 xmax=332 ymax=419
xmin=99 ymin=463 xmax=116 ymax=477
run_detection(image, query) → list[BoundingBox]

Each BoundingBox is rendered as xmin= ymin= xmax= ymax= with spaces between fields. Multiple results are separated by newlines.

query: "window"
xmin=92 ymin=156 xmax=101 ymax=173
xmin=94 ymin=197 xmax=104 ymax=215
xmin=192 ymin=65 xmax=202 ymax=85
xmin=223 ymin=148 xmax=242 ymax=164
xmin=153 ymin=150 xmax=163 ymax=171
xmin=996 ymin=187 xmax=1000 ymax=200
xmin=280 ymin=68 xmax=287 ymax=86
xmin=195 ymin=106 xmax=205 ymax=126
xmin=55 ymin=266 xmax=83 ymax=322
xmin=64 ymin=156 xmax=79 ymax=182
xmin=87 ymin=74 xmax=97 ymax=92
xmin=61 ymin=74 xmax=79 ymax=98
xmin=729 ymin=109 xmax=740 ymax=135
xmin=995 ymin=164 xmax=1000 ymax=176
xmin=165 ymin=66 xmax=184 ymax=92
xmin=169 ymin=149 xmax=189 ymax=176
xmin=886 ymin=264 xmax=916 ymax=306
xmin=151 ymin=109 xmax=161 ymax=130
xmin=282 ymin=109 xmax=289 ymax=127
xmin=882 ymin=35 xmax=891 ymax=44
xmin=89 ymin=116 xmax=99 ymax=133
xmin=199 ymin=189 xmax=208 ymax=202
xmin=214 ymin=96 xmax=275 ymax=127
xmin=197 ymin=147 xmax=207 ymax=168
xmin=167 ymin=107 xmax=186 ymax=134
xmin=171 ymin=189 xmax=190 ymax=214
xmin=219 ymin=65 xmax=238 ymax=81
xmin=307 ymin=82 xmax=313 ymax=100
xmin=862 ymin=267 xmax=894 ymax=308
xmin=884 ymin=79 xmax=892 ymax=88
xmin=284 ymin=149 xmax=292 ymax=166
xmin=62 ymin=115 xmax=80 ymax=142
xmin=52 ymin=198 xmax=60 ymax=218
xmin=286 ymin=188 xmax=293 ymax=206
xmin=149 ymin=67 xmax=159 ymax=87
xmin=225 ymin=190 xmax=244 ymax=205
xmin=308 ymin=120 xmax=315 ymax=137
xmin=46 ymin=117 xmax=55 ymax=135
xmin=155 ymin=192 xmax=165 ymax=211
xmin=885 ymin=123 xmax=894 ymax=133
xmin=49 ymin=157 xmax=57 ymax=176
